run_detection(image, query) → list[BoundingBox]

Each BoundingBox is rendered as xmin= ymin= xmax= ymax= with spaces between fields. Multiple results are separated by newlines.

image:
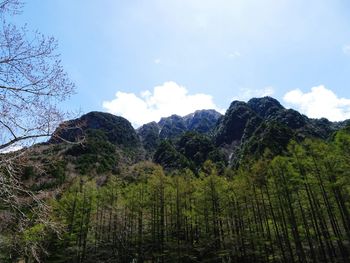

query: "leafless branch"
xmin=0 ymin=0 xmax=75 ymax=260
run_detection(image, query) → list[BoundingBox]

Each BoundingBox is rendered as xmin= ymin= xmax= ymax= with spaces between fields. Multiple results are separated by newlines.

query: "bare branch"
xmin=0 ymin=133 xmax=50 ymax=150
xmin=0 ymin=1 xmax=75 ymax=260
xmin=0 ymin=0 xmax=23 ymax=16
xmin=0 ymin=118 xmax=16 ymax=138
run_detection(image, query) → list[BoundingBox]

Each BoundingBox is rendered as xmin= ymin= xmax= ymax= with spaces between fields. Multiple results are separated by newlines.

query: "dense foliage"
xmin=137 ymin=110 xmax=222 ymax=154
xmin=153 ymin=132 xmax=226 ymax=172
xmin=65 ymin=129 xmax=119 ymax=174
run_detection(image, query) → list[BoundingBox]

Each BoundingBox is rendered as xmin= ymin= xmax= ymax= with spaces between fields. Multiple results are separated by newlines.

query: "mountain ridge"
xmin=137 ymin=109 xmax=222 ymax=154
xmin=48 ymin=96 xmax=350 ymax=169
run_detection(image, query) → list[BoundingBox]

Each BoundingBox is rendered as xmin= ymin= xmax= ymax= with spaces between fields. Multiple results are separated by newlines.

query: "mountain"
xmin=149 ymin=97 xmax=350 ymax=170
xmin=47 ymin=98 xmax=349 ymax=169
xmin=45 ymin=109 xmax=223 ymax=174
xmin=49 ymin=111 xmax=141 ymax=149
xmin=46 ymin=98 xmax=349 ymax=170
xmin=214 ymin=96 xmax=348 ymax=165
xmin=46 ymin=111 xmax=145 ymax=175
xmin=137 ymin=109 xmax=222 ymax=154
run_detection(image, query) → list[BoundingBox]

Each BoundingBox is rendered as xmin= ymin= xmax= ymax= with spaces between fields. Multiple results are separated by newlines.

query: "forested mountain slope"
xmin=214 ymin=97 xmax=348 ymax=165
xmin=137 ymin=109 xmax=221 ymax=154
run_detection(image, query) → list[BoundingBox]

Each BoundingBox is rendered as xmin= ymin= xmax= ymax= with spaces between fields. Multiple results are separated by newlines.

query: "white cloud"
xmin=154 ymin=58 xmax=161 ymax=64
xmin=343 ymin=45 xmax=350 ymax=55
xmin=283 ymin=85 xmax=350 ymax=121
xmin=102 ymin=81 xmax=223 ymax=127
xmin=232 ymin=87 xmax=274 ymax=101
xmin=228 ymin=51 xmax=241 ymax=59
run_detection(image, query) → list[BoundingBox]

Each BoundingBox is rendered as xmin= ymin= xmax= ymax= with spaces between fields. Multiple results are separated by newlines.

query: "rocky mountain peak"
xmin=247 ymin=96 xmax=284 ymax=118
xmin=137 ymin=109 xmax=222 ymax=153
xmin=49 ymin=111 xmax=140 ymax=148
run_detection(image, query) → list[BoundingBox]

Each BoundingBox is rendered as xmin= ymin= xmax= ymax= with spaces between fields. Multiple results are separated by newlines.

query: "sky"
xmin=14 ymin=0 xmax=350 ymax=127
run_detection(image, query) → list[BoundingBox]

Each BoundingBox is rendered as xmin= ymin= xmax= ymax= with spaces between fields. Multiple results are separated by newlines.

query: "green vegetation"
xmin=3 ymin=128 xmax=349 ymax=262
xmin=66 ymin=129 xmax=119 ymax=174
xmin=153 ymin=140 xmax=190 ymax=170
xmin=2 ymin=98 xmax=350 ymax=262
xmin=154 ymin=132 xmax=226 ymax=173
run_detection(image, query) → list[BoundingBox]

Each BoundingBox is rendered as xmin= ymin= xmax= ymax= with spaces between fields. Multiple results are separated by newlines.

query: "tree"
xmin=0 ymin=1 xmax=74 ymax=261
xmin=0 ymin=0 xmax=74 ymax=151
xmin=0 ymin=0 xmax=74 ymax=197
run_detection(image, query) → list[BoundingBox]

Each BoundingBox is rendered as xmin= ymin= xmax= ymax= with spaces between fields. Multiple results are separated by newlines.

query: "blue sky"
xmin=15 ymin=0 xmax=350 ymax=126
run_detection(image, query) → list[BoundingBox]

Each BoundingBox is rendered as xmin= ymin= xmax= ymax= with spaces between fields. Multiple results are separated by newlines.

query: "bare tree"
xmin=0 ymin=1 xmax=75 ymax=261
xmin=0 ymin=0 xmax=74 ymax=151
